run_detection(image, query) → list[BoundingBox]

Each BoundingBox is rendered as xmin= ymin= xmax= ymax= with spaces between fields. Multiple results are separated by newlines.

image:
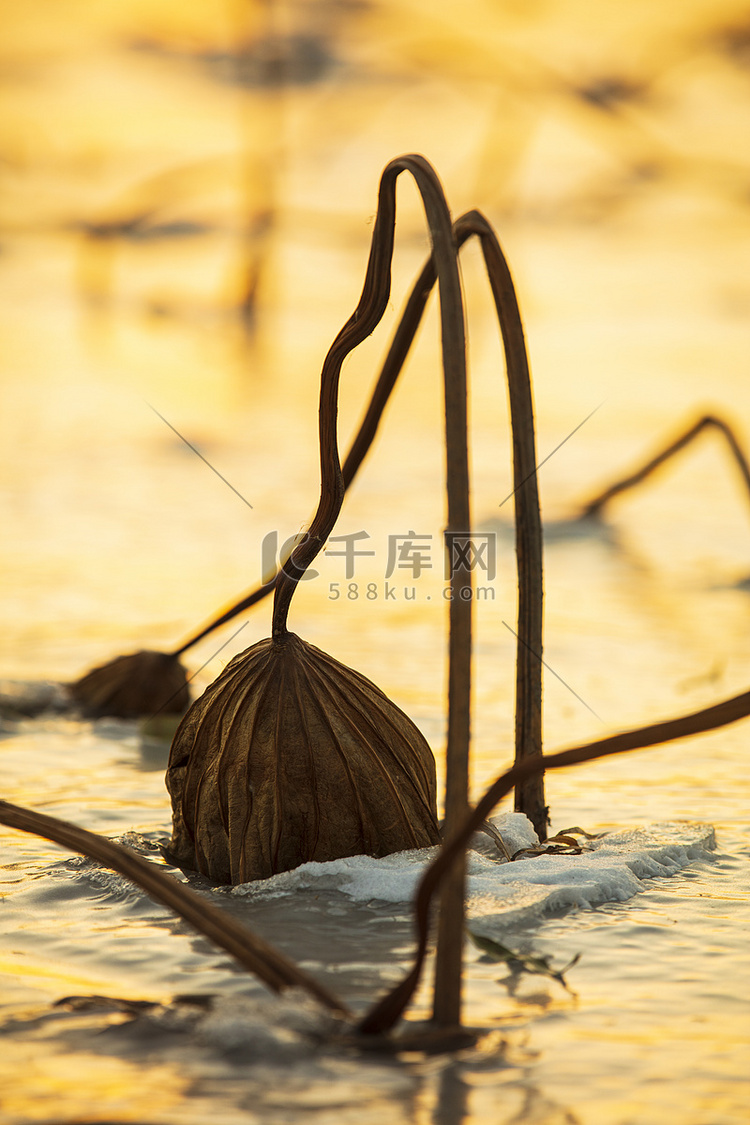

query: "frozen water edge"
xmin=231 ymin=815 xmax=717 ymax=930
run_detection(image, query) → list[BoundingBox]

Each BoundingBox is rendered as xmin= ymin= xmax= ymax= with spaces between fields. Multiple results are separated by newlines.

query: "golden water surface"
xmin=1 ymin=2 xmax=750 ymax=1123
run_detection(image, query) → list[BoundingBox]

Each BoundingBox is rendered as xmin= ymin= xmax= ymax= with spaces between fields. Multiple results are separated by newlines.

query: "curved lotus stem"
xmin=269 ymin=154 xmax=469 ymax=637
xmin=577 ymin=413 xmax=750 ymax=519
xmin=453 ymin=213 xmax=544 ymax=836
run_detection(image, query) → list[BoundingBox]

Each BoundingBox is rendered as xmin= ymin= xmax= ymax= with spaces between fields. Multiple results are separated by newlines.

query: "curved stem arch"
xmin=269 ymin=155 xmax=468 ymax=639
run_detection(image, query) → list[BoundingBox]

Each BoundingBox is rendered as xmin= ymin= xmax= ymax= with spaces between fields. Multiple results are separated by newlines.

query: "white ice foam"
xmin=231 ymin=816 xmax=715 ymax=927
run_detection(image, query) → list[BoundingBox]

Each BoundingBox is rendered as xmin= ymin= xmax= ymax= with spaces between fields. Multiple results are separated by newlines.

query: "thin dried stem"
xmin=345 ymin=211 xmax=545 ymax=838
xmin=269 ymin=157 xmax=469 ymax=628
xmin=0 ymin=799 xmax=350 ymax=1017
xmin=579 ymin=413 xmax=750 ymax=518
xmin=358 ymin=684 xmax=750 ymax=1034
xmin=455 ymin=212 xmax=544 ymax=838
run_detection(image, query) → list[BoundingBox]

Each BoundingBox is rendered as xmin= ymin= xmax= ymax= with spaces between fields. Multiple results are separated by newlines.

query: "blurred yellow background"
xmin=2 ymin=0 xmax=749 ymax=741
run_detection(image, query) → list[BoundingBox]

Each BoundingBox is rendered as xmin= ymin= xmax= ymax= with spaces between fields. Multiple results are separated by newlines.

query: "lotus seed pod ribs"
xmin=166 ymin=633 xmax=440 ymax=884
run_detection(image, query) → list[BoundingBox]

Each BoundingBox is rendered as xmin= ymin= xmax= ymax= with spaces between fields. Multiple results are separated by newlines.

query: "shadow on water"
xmin=482 ymin=511 xmax=622 ymax=548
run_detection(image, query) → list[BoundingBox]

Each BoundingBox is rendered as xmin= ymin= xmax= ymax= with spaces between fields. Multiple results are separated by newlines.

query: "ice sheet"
xmin=231 ymin=816 xmax=716 ymax=928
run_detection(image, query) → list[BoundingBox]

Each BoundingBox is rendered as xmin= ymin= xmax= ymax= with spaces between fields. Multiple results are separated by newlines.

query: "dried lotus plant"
xmin=166 ymin=633 xmax=442 ymax=884
xmin=166 ymin=157 xmax=548 ymax=1029
xmin=166 ymin=155 xmax=476 ymax=887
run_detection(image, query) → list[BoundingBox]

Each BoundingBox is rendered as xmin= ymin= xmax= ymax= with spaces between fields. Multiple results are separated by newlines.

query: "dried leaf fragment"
xmin=467 ymin=930 xmax=580 ymax=990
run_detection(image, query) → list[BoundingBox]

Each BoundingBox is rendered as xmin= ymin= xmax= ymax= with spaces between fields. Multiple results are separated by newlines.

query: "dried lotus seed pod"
xmin=70 ymin=651 xmax=189 ymax=718
xmin=166 ymin=632 xmax=441 ymax=884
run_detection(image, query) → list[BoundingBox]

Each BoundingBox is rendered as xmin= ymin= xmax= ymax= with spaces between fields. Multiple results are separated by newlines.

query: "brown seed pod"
xmin=166 ymin=632 xmax=440 ymax=884
xmin=70 ymin=650 xmax=189 ymax=718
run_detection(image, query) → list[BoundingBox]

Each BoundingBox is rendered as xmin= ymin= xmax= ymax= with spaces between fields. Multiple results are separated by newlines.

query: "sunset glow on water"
xmin=2 ymin=2 xmax=750 ymax=1122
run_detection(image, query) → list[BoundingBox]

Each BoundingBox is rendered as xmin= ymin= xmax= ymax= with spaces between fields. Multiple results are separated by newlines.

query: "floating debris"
xmin=468 ymin=930 xmax=580 ymax=992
